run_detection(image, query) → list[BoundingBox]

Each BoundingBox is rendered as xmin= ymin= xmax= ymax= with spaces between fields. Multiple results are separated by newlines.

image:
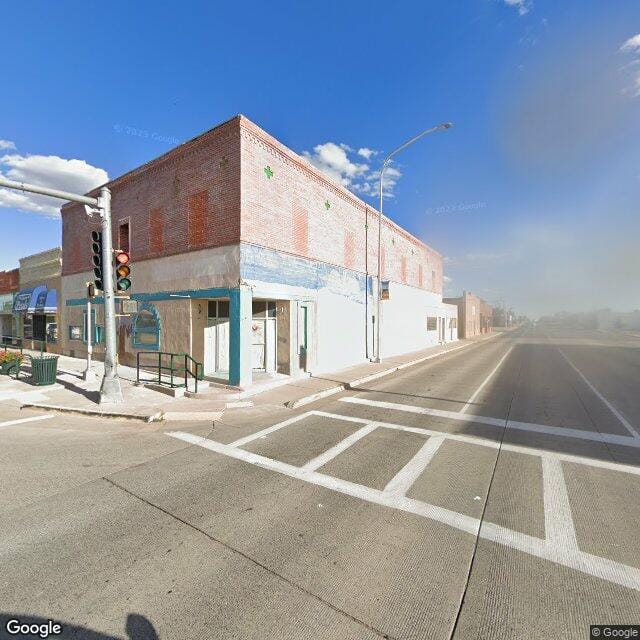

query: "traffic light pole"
xmin=97 ymin=186 xmax=123 ymax=403
xmin=0 ymin=176 xmax=123 ymax=404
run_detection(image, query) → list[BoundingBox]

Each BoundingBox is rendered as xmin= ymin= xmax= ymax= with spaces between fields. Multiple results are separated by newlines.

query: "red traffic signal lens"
xmin=116 ymin=264 xmax=131 ymax=278
xmin=115 ymin=251 xmax=130 ymax=265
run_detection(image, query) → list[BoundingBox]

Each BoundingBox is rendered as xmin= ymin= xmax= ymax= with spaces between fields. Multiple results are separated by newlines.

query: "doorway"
xmin=204 ymin=300 xmax=230 ymax=377
xmin=251 ymin=300 xmax=277 ymax=372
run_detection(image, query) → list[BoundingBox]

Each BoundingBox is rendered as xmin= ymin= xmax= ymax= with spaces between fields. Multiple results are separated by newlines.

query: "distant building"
xmin=443 ymin=291 xmax=492 ymax=339
xmin=60 ymin=115 xmax=457 ymax=387
xmin=12 ymin=248 xmax=61 ymax=351
xmin=0 ymin=268 xmax=19 ymax=339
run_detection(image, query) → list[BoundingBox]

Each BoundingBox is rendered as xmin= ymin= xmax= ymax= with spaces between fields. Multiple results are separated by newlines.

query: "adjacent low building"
xmin=443 ymin=291 xmax=492 ymax=339
xmin=60 ymin=115 xmax=457 ymax=387
xmin=12 ymin=248 xmax=61 ymax=351
xmin=0 ymin=268 xmax=19 ymax=340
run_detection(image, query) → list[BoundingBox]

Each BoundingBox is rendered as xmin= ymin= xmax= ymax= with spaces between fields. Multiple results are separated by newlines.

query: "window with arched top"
xmin=132 ymin=303 xmax=161 ymax=350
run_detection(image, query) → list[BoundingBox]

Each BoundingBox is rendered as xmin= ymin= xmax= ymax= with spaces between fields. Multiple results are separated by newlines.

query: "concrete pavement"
xmin=0 ymin=323 xmax=638 ymax=639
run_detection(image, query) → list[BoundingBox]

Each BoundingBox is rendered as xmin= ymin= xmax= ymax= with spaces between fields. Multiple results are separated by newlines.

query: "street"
xmin=1 ymin=323 xmax=639 ymax=639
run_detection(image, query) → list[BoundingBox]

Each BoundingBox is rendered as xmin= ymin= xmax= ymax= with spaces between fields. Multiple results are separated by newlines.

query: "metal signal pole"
xmin=0 ymin=176 xmax=123 ymax=403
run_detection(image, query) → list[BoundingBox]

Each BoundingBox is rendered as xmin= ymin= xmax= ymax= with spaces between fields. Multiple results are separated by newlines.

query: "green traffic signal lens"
xmin=117 ymin=278 xmax=132 ymax=291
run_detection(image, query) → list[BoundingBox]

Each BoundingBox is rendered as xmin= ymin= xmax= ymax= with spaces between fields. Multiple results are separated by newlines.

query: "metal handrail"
xmin=0 ymin=335 xmax=47 ymax=355
xmin=136 ymin=351 xmax=203 ymax=393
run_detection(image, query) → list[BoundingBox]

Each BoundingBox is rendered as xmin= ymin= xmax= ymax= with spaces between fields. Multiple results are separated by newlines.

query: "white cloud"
xmin=302 ymin=141 xmax=401 ymax=198
xmin=357 ymin=147 xmax=376 ymax=160
xmin=0 ymin=147 xmax=108 ymax=218
xmin=620 ymin=34 xmax=640 ymax=97
xmin=443 ymin=275 xmax=452 ymax=283
xmin=0 ymin=140 xmax=16 ymax=150
xmin=620 ymin=34 xmax=640 ymax=53
xmin=503 ymin=0 xmax=530 ymax=16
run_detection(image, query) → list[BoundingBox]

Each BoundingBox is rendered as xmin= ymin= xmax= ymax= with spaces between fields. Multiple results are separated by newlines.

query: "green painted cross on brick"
xmin=264 ymin=166 xmax=273 ymax=179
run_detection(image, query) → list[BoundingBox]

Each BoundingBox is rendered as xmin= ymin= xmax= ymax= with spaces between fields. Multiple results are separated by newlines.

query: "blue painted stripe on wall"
xmin=240 ymin=244 xmax=369 ymax=302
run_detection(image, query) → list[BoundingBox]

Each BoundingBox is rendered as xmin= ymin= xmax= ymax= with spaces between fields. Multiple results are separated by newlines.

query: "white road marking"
xmin=542 ymin=457 xmax=578 ymax=549
xmin=168 ymin=428 xmax=640 ymax=592
xmin=384 ymin=436 xmax=445 ymax=495
xmin=229 ymin=412 xmax=310 ymax=447
xmin=302 ymin=422 xmax=378 ymax=471
xmin=315 ymin=409 xmax=640 ymax=476
xmin=558 ymin=348 xmax=639 ymax=439
xmin=0 ymin=415 xmax=54 ymax=429
xmin=461 ymin=347 xmax=513 ymax=413
xmin=338 ymin=397 xmax=640 ymax=449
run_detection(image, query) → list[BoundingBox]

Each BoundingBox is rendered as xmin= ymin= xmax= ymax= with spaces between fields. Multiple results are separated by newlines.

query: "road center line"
xmin=558 ymin=348 xmax=639 ymax=439
xmin=0 ymin=415 xmax=54 ymax=429
xmin=383 ymin=435 xmax=445 ymax=496
xmin=338 ymin=397 xmax=640 ymax=449
xmin=461 ymin=346 xmax=513 ymax=414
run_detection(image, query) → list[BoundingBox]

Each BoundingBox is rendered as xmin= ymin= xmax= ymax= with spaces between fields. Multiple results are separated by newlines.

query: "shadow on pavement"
xmin=0 ymin=613 xmax=158 ymax=640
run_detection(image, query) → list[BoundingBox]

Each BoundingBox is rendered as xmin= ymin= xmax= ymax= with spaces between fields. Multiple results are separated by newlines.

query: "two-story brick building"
xmin=61 ymin=115 xmax=457 ymax=387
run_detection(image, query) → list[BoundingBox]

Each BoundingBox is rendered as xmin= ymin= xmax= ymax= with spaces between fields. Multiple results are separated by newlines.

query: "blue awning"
xmin=42 ymin=289 xmax=57 ymax=314
xmin=12 ymin=285 xmax=49 ymax=314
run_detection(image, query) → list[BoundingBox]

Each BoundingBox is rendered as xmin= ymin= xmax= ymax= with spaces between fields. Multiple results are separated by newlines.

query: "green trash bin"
xmin=31 ymin=355 xmax=59 ymax=386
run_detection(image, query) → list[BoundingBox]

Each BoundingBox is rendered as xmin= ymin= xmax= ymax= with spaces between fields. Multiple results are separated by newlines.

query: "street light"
xmin=374 ymin=122 xmax=453 ymax=362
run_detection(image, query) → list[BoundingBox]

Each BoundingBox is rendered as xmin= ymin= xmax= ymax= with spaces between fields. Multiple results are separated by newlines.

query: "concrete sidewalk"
xmin=0 ymin=331 xmax=504 ymax=422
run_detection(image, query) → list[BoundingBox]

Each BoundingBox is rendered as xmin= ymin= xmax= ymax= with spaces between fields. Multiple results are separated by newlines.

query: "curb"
xmin=20 ymin=403 xmax=163 ymax=423
xmin=285 ymin=333 xmax=503 ymax=409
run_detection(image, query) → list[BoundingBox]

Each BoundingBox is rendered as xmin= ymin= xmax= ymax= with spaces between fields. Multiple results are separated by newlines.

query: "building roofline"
xmin=61 ymin=114 xmax=441 ymax=258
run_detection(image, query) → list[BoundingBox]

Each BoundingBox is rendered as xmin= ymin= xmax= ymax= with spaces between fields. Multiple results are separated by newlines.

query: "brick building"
xmin=0 ymin=268 xmax=19 ymax=339
xmin=61 ymin=115 xmax=457 ymax=387
xmin=443 ymin=291 xmax=492 ymax=339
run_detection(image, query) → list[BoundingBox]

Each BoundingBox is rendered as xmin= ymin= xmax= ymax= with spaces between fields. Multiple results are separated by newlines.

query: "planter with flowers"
xmin=0 ymin=351 xmax=23 ymax=376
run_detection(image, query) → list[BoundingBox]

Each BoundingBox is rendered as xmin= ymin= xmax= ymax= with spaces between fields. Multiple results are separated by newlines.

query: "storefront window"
xmin=132 ymin=303 xmax=161 ymax=350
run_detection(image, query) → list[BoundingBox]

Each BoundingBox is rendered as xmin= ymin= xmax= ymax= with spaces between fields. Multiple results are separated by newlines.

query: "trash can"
xmin=31 ymin=355 xmax=59 ymax=386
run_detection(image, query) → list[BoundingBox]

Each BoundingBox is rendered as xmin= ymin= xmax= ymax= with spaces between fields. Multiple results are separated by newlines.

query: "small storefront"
xmin=203 ymin=298 xmax=278 ymax=379
xmin=12 ymin=285 xmax=58 ymax=349
xmin=0 ymin=293 xmax=16 ymax=340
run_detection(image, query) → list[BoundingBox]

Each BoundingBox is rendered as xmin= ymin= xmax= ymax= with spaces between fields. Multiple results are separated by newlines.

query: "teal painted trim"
xmin=228 ymin=287 xmax=251 ymax=386
xmin=65 ymin=287 xmax=232 ymax=307
xmin=67 ymin=297 xmax=105 ymax=306
xmin=132 ymin=288 xmax=231 ymax=302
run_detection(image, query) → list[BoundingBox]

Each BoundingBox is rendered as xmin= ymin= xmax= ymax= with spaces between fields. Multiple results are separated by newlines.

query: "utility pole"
xmin=0 ymin=176 xmax=123 ymax=403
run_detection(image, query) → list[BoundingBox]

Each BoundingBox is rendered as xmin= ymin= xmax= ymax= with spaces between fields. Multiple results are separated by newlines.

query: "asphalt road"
xmin=0 ymin=323 xmax=638 ymax=639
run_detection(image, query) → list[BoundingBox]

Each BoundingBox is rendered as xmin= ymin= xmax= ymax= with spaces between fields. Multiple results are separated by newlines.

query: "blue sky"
xmin=1 ymin=0 xmax=639 ymax=316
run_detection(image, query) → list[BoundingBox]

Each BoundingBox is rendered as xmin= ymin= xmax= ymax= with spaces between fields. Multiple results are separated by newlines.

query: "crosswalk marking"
xmin=383 ymin=436 xmax=445 ymax=496
xmin=0 ymin=415 xmax=54 ymax=429
xmin=542 ymin=457 xmax=579 ymax=550
xmin=338 ymin=397 xmax=640 ymax=449
xmin=302 ymin=422 xmax=378 ymax=471
xmin=168 ymin=414 xmax=640 ymax=592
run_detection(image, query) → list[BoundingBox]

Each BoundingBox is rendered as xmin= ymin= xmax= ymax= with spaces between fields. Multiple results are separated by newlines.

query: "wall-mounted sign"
xmin=121 ymin=299 xmax=139 ymax=315
xmin=381 ymin=280 xmax=390 ymax=300
xmin=34 ymin=289 xmax=48 ymax=313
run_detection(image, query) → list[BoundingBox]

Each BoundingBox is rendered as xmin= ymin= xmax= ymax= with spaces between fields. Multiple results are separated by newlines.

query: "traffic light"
xmin=115 ymin=251 xmax=132 ymax=291
xmin=91 ymin=231 xmax=103 ymax=290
